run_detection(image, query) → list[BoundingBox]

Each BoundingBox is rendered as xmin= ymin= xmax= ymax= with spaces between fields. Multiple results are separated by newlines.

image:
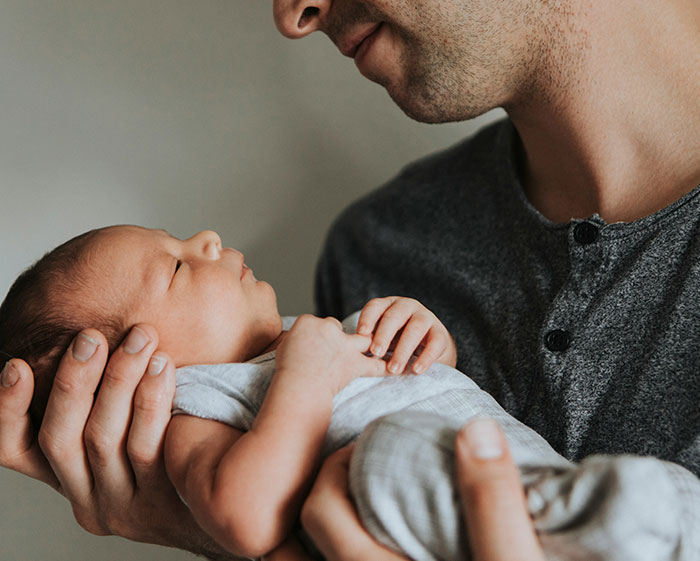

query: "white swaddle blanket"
xmin=172 ymin=315 xmax=697 ymax=561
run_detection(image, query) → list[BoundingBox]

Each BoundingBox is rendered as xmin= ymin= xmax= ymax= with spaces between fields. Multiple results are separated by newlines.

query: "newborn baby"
xmin=0 ymin=225 xmax=690 ymax=561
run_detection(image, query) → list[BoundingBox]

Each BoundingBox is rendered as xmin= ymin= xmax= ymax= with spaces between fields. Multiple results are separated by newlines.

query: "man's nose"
xmin=273 ymin=0 xmax=330 ymax=39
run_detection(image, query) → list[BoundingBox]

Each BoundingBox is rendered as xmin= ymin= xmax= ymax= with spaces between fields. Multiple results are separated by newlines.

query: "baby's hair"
xmin=0 ymin=228 xmax=128 ymax=431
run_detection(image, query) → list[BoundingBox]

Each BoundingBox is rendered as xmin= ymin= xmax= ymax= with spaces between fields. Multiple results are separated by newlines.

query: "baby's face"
xmin=83 ymin=226 xmax=282 ymax=365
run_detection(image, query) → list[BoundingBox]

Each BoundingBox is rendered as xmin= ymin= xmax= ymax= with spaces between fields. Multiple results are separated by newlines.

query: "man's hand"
xmin=301 ymin=419 xmax=546 ymax=561
xmin=0 ymin=325 xmax=235 ymax=560
xmin=357 ymin=297 xmax=457 ymax=374
xmin=301 ymin=445 xmax=407 ymax=561
xmin=456 ymin=418 xmax=546 ymax=561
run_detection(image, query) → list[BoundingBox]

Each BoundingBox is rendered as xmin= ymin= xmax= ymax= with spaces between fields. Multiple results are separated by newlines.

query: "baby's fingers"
xmin=357 ymin=297 xmax=397 ymax=337
xmin=360 ymin=353 xmax=389 ymax=378
xmin=345 ymin=334 xmax=386 ymax=376
xmin=412 ymin=329 xmax=448 ymax=374
xmin=346 ymin=333 xmax=374 ymax=355
xmin=386 ymin=316 xmax=433 ymax=374
xmin=368 ymin=299 xmax=423 ymax=358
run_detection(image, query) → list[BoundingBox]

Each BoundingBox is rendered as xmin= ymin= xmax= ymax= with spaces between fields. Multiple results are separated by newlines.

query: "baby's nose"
xmin=192 ymin=230 xmax=222 ymax=259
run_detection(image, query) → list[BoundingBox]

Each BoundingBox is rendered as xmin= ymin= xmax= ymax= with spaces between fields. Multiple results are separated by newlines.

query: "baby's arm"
xmin=164 ymin=315 xmax=386 ymax=559
xmin=357 ymin=297 xmax=458 ymax=374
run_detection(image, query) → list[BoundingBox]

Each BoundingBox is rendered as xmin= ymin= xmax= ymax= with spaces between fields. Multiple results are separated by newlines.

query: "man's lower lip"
xmin=354 ymin=24 xmax=382 ymax=66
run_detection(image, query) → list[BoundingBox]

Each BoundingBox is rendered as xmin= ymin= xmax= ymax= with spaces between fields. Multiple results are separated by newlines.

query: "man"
xmin=280 ymin=0 xmax=700 ymax=558
xmin=1 ymin=0 xmax=699 ymax=559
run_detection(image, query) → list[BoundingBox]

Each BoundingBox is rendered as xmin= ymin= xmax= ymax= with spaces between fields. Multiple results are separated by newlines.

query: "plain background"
xmin=0 ymin=1 xmax=502 ymax=559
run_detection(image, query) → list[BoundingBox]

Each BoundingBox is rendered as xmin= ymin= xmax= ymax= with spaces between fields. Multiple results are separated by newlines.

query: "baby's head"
xmin=0 ymin=225 xmax=282 ymax=429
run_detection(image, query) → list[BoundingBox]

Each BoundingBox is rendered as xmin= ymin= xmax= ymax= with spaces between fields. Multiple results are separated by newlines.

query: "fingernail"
xmin=462 ymin=418 xmax=504 ymax=460
xmin=1 ymin=361 xmax=19 ymax=388
xmin=527 ymin=488 xmax=546 ymax=515
xmin=148 ymin=355 xmax=167 ymax=376
xmin=413 ymin=362 xmax=426 ymax=374
xmin=357 ymin=325 xmax=369 ymax=335
xmin=388 ymin=361 xmax=400 ymax=374
xmin=73 ymin=333 xmax=99 ymax=362
xmin=371 ymin=344 xmax=383 ymax=357
xmin=123 ymin=326 xmax=150 ymax=354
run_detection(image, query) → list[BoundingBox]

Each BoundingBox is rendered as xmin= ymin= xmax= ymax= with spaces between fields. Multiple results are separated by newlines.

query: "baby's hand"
xmin=275 ymin=315 xmax=386 ymax=396
xmin=357 ymin=297 xmax=457 ymax=374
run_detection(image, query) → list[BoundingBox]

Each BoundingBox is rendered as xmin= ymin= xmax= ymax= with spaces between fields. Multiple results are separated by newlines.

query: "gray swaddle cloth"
xmin=172 ymin=314 xmax=697 ymax=561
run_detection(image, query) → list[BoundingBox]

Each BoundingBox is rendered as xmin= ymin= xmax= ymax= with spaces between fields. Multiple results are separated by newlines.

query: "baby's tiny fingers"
xmin=361 ymin=354 xmax=389 ymax=378
xmin=357 ymin=297 xmax=395 ymax=336
xmin=347 ymin=333 xmax=374 ymax=355
xmin=371 ymin=321 xmax=406 ymax=359
xmin=412 ymin=332 xmax=446 ymax=374
xmin=387 ymin=316 xmax=431 ymax=374
xmin=371 ymin=298 xmax=425 ymax=357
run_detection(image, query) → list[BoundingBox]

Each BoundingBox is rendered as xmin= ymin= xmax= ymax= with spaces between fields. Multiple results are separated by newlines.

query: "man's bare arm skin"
xmin=299 ymin=421 xmax=547 ymax=561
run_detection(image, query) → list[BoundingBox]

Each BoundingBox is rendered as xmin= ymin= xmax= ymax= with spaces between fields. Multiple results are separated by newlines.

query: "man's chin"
xmin=388 ymin=82 xmax=495 ymax=124
xmin=357 ymin=70 xmax=418 ymax=117
xmin=386 ymin=86 xmax=457 ymax=124
xmin=362 ymin=63 xmax=492 ymax=124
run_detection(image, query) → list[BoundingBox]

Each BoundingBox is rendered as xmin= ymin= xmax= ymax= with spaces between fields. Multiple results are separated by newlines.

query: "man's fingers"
xmin=302 ymin=445 xmax=407 ymax=561
xmin=0 ymin=359 xmax=58 ymax=487
xmin=127 ymin=353 xmax=176 ymax=487
xmin=0 ymin=358 xmax=34 ymax=417
xmin=455 ymin=418 xmax=546 ymax=561
xmin=86 ymin=325 xmax=160 ymax=497
xmin=39 ymin=329 xmax=109 ymax=503
xmin=301 ymin=445 xmax=356 ymax=552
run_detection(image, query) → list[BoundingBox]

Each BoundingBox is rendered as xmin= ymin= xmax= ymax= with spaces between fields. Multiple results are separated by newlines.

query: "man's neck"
xmin=506 ymin=0 xmax=700 ymax=224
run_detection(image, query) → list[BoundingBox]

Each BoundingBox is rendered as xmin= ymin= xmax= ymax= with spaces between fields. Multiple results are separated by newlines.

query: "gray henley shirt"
xmin=315 ymin=118 xmax=700 ymax=477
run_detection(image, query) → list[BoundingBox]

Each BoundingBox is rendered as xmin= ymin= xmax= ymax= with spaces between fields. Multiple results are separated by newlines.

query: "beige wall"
xmin=0 ymin=1 xmax=502 ymax=559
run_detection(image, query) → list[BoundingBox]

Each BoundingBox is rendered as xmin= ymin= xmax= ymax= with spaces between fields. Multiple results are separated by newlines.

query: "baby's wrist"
xmin=273 ymin=367 xmax=339 ymax=400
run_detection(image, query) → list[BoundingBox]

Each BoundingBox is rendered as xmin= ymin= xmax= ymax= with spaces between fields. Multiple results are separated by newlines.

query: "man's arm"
xmin=0 ymin=326 xmax=237 ymax=560
xmin=302 ymin=418 xmax=700 ymax=561
xmin=300 ymin=421 xmax=547 ymax=561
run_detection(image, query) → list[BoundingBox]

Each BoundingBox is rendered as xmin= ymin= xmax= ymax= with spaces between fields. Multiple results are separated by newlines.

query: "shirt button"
xmin=545 ymin=329 xmax=571 ymax=352
xmin=573 ymin=221 xmax=599 ymax=244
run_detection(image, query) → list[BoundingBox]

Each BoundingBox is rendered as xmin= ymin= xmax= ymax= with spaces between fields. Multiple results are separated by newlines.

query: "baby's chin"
xmin=245 ymin=316 xmax=285 ymax=360
xmin=167 ymin=315 xmax=284 ymax=366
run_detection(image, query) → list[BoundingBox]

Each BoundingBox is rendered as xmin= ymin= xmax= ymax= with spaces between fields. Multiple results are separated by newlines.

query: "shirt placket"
xmin=541 ymin=218 xmax=608 ymax=388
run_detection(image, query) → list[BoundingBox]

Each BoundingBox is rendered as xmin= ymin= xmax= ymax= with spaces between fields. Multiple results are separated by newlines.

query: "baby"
xmin=0 ymin=225 xmax=689 ymax=561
